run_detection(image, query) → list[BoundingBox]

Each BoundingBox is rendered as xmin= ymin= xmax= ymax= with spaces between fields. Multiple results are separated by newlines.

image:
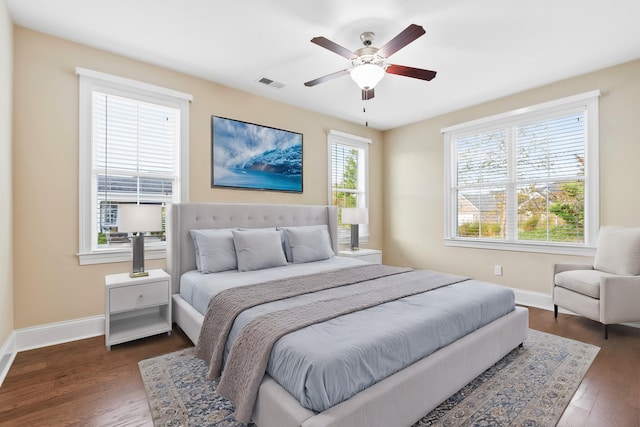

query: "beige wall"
xmin=12 ymin=27 xmax=383 ymax=329
xmin=11 ymin=23 xmax=640 ymax=330
xmin=1 ymin=0 xmax=14 ymax=344
xmin=383 ymin=59 xmax=640 ymax=295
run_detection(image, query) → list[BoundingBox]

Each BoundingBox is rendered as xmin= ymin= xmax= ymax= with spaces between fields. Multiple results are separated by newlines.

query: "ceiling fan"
xmin=304 ymin=24 xmax=437 ymax=100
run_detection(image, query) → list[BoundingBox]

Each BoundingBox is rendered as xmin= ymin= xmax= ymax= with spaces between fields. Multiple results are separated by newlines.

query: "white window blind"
xmin=328 ymin=130 xmax=370 ymax=242
xmin=444 ymin=91 xmax=599 ymax=255
xmin=77 ymin=68 xmax=191 ymax=264
xmin=93 ymin=92 xmax=179 ymax=247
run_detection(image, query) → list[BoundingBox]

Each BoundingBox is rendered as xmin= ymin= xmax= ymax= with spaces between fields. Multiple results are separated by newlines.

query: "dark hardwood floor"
xmin=0 ymin=330 xmax=191 ymax=426
xmin=0 ymin=306 xmax=638 ymax=427
xmin=528 ymin=307 xmax=640 ymax=427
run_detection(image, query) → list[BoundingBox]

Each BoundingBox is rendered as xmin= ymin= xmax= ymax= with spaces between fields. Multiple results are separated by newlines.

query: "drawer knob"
xmin=139 ymin=294 xmax=143 ymax=298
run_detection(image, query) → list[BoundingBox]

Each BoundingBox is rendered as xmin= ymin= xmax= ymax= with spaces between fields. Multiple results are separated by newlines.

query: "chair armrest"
xmin=553 ymin=263 xmax=593 ymax=276
xmin=600 ymin=276 xmax=640 ymax=324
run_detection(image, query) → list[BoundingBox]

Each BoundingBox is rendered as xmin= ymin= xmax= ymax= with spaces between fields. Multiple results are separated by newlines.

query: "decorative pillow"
xmin=190 ymin=229 xmax=237 ymax=273
xmin=239 ymin=227 xmax=287 ymax=258
xmin=232 ymin=229 xmax=288 ymax=272
xmin=594 ymin=226 xmax=640 ymax=275
xmin=189 ymin=230 xmax=203 ymax=271
xmin=284 ymin=226 xmax=335 ymax=264
xmin=278 ymin=225 xmax=333 ymax=262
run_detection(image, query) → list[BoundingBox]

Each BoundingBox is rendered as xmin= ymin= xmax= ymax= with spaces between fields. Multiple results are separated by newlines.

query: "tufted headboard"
xmin=166 ymin=202 xmax=339 ymax=294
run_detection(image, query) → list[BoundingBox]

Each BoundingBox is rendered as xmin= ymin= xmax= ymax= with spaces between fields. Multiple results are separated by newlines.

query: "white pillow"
xmin=190 ymin=229 xmax=237 ymax=273
xmin=284 ymin=227 xmax=335 ymax=264
xmin=232 ymin=229 xmax=288 ymax=272
xmin=594 ymin=226 xmax=640 ymax=275
xmin=278 ymin=225 xmax=333 ymax=262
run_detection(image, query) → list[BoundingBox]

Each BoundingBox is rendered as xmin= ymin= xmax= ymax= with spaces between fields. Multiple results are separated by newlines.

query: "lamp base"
xmin=350 ymin=224 xmax=360 ymax=251
xmin=129 ymin=271 xmax=150 ymax=278
xmin=130 ymin=233 xmax=147 ymax=278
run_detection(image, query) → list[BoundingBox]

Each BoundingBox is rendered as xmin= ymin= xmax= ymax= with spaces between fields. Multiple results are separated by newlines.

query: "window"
xmin=328 ymin=130 xmax=370 ymax=242
xmin=77 ymin=68 xmax=191 ymax=264
xmin=443 ymin=91 xmax=599 ymax=255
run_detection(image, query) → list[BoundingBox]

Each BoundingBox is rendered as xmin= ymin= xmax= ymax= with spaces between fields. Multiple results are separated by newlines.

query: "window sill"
xmin=444 ymin=238 xmax=596 ymax=257
xmin=78 ymin=246 xmax=166 ymax=265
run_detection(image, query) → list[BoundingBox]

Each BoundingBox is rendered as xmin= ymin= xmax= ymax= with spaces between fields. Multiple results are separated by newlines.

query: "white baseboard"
xmin=0 ymin=331 xmax=17 ymax=387
xmin=512 ymin=288 xmax=555 ymax=311
xmin=15 ymin=315 xmax=105 ymax=352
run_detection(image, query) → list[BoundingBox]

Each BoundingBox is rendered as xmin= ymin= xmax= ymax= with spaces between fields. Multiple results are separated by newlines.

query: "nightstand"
xmin=338 ymin=248 xmax=382 ymax=264
xmin=105 ymin=269 xmax=172 ymax=350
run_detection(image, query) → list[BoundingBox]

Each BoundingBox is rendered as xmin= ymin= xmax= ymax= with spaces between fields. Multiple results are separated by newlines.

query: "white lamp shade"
xmin=118 ymin=204 xmax=162 ymax=233
xmin=341 ymin=207 xmax=369 ymax=225
xmin=350 ymin=64 xmax=385 ymax=90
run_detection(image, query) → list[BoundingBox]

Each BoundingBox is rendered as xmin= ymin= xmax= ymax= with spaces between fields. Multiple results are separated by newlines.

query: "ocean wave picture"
xmin=211 ymin=116 xmax=303 ymax=192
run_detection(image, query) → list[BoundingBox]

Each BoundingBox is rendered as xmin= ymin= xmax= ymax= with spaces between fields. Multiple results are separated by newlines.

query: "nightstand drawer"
xmin=352 ymin=253 xmax=382 ymax=263
xmin=109 ymin=281 xmax=169 ymax=313
xmin=338 ymin=248 xmax=382 ymax=264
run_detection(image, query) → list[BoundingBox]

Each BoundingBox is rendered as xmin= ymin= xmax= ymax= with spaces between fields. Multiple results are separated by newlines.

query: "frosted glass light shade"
xmin=342 ymin=207 xmax=369 ymax=225
xmin=118 ymin=204 xmax=162 ymax=233
xmin=350 ymin=64 xmax=385 ymax=90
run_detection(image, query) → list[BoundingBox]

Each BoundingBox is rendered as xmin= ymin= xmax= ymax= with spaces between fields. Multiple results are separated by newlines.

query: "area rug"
xmin=139 ymin=329 xmax=599 ymax=427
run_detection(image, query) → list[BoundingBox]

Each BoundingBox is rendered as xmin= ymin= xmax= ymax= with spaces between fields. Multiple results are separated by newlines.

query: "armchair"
xmin=553 ymin=226 xmax=640 ymax=339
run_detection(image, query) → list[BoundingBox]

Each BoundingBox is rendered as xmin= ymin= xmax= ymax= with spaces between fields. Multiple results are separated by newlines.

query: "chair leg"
xmin=554 ymin=304 xmax=558 ymax=319
xmin=604 ymin=324 xmax=609 ymax=340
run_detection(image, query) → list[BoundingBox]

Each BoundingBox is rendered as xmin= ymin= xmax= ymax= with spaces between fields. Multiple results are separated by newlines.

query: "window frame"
xmin=327 ymin=130 xmax=371 ymax=244
xmin=77 ymin=67 xmax=191 ymax=265
xmin=443 ymin=90 xmax=600 ymax=256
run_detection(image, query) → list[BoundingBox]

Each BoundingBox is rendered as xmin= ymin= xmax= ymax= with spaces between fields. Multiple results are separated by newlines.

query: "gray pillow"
xmin=232 ymin=229 xmax=288 ymax=272
xmin=278 ymin=225 xmax=332 ymax=262
xmin=189 ymin=230 xmax=203 ymax=271
xmin=594 ymin=226 xmax=640 ymax=275
xmin=239 ymin=227 xmax=287 ymax=258
xmin=285 ymin=227 xmax=335 ymax=264
xmin=191 ymin=229 xmax=237 ymax=273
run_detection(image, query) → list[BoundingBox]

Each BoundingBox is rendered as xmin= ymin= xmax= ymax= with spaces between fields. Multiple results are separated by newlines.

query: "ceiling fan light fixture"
xmin=350 ymin=63 xmax=385 ymax=90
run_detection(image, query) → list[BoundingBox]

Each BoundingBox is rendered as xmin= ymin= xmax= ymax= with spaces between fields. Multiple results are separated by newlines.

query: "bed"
xmin=167 ymin=202 xmax=529 ymax=427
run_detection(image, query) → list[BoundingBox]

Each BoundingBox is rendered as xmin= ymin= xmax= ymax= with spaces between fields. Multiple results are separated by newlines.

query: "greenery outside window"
xmin=328 ymin=130 xmax=371 ymax=243
xmin=443 ymin=91 xmax=599 ymax=255
xmin=77 ymin=68 xmax=191 ymax=265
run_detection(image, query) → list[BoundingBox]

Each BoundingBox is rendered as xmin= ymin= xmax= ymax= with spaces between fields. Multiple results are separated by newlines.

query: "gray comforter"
xmin=194 ymin=264 xmax=515 ymax=422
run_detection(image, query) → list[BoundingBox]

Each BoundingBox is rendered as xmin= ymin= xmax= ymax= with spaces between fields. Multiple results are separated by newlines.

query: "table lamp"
xmin=118 ymin=204 xmax=162 ymax=277
xmin=341 ymin=207 xmax=369 ymax=251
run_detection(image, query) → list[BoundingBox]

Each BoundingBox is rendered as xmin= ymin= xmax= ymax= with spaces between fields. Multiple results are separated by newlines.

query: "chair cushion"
xmin=555 ymin=269 xmax=618 ymax=299
xmin=594 ymin=226 xmax=640 ymax=275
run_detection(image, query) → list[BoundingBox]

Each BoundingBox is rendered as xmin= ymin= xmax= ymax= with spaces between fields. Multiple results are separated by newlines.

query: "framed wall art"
xmin=211 ymin=116 xmax=303 ymax=193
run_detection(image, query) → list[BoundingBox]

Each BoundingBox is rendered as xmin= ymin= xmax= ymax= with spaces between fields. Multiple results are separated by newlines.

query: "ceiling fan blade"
xmin=311 ymin=37 xmax=358 ymax=60
xmin=304 ymin=69 xmax=350 ymax=87
xmin=377 ymin=24 xmax=426 ymax=58
xmin=362 ymin=88 xmax=375 ymax=101
xmin=386 ymin=64 xmax=437 ymax=81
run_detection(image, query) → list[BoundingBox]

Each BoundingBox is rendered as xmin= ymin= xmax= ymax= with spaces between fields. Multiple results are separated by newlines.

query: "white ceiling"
xmin=7 ymin=0 xmax=640 ymax=130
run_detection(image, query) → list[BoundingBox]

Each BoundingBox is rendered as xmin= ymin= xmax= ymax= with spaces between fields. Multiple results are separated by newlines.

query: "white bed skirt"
xmin=172 ymin=294 xmax=529 ymax=427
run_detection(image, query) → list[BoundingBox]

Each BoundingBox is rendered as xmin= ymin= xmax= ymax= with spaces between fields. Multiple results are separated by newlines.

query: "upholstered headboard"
xmin=166 ymin=202 xmax=339 ymax=294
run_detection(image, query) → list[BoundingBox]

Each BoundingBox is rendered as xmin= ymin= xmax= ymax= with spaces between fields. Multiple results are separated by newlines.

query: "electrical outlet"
xmin=494 ymin=265 xmax=503 ymax=276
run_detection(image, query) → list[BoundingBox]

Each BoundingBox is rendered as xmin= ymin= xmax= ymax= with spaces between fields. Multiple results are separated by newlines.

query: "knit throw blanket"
xmin=195 ymin=264 xmax=469 ymax=423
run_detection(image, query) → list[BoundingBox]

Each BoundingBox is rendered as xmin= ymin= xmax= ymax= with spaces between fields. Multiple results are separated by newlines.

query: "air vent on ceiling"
xmin=257 ymin=77 xmax=285 ymax=89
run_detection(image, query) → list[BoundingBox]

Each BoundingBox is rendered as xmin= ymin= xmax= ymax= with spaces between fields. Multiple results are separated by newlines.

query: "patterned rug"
xmin=139 ymin=329 xmax=599 ymax=427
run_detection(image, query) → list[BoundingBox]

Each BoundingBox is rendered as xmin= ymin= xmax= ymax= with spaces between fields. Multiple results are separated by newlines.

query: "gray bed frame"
xmin=166 ymin=202 xmax=529 ymax=427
